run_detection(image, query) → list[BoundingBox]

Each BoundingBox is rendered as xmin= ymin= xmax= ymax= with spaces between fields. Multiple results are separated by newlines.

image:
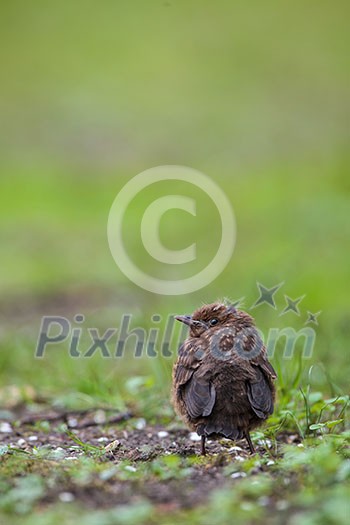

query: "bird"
xmin=172 ymin=302 xmax=277 ymax=455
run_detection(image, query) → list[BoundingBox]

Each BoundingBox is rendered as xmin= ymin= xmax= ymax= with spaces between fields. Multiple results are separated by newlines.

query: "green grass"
xmin=0 ymin=419 xmax=349 ymax=524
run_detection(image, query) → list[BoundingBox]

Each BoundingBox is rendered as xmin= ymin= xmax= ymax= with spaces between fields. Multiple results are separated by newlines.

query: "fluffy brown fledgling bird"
xmin=172 ymin=302 xmax=277 ymax=455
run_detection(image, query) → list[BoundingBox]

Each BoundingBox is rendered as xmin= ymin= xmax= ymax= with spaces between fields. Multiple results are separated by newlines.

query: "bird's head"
xmin=175 ymin=302 xmax=254 ymax=338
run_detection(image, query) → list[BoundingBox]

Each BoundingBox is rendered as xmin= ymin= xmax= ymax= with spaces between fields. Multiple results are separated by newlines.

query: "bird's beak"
xmin=175 ymin=315 xmax=193 ymax=326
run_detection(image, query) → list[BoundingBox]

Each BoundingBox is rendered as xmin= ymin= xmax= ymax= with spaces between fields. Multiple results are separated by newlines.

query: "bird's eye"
xmin=209 ymin=318 xmax=218 ymax=326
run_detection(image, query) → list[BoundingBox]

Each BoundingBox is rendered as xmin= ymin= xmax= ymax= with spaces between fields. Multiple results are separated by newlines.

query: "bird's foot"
xmin=200 ymin=435 xmax=206 ymax=456
xmin=244 ymin=432 xmax=256 ymax=454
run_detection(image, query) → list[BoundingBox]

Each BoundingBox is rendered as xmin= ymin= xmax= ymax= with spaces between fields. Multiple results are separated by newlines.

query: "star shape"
xmin=305 ymin=311 xmax=321 ymax=325
xmin=230 ymin=297 xmax=245 ymax=309
xmin=280 ymin=294 xmax=305 ymax=316
xmin=250 ymin=282 xmax=284 ymax=309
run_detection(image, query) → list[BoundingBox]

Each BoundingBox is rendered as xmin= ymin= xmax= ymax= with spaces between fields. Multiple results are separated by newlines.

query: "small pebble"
xmin=105 ymin=440 xmax=120 ymax=453
xmin=28 ymin=436 xmax=38 ymax=442
xmin=266 ymin=460 xmax=275 ymax=466
xmin=17 ymin=438 xmax=26 ymax=446
xmin=228 ymin=446 xmax=243 ymax=452
xmin=124 ymin=465 xmax=137 ymax=473
xmin=50 ymin=447 xmax=66 ymax=459
xmin=231 ymin=472 xmax=247 ymax=479
xmin=135 ymin=418 xmax=146 ymax=430
xmin=189 ymin=432 xmax=201 ymax=441
xmin=157 ymin=431 xmax=169 ymax=438
xmin=93 ymin=410 xmax=106 ymax=424
xmin=0 ymin=422 xmax=12 ymax=433
xmin=257 ymin=438 xmax=272 ymax=448
xmin=59 ymin=492 xmax=75 ymax=503
xmin=97 ymin=437 xmax=109 ymax=442
xmin=67 ymin=418 xmax=78 ymax=427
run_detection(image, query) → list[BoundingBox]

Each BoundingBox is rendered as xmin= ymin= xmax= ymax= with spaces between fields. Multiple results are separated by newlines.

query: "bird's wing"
xmin=183 ymin=373 xmax=216 ymax=419
xmin=242 ymin=331 xmax=276 ymax=419
xmin=250 ymin=339 xmax=277 ymax=381
xmin=174 ymin=340 xmax=216 ymax=419
xmin=247 ymin=366 xmax=274 ymax=419
xmin=251 ymin=353 xmax=277 ymax=380
xmin=237 ymin=328 xmax=277 ymax=381
xmin=173 ymin=340 xmax=203 ymax=386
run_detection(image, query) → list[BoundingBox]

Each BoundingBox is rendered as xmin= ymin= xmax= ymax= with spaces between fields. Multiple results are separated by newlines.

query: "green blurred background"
xmin=1 ymin=0 xmax=349 ymax=408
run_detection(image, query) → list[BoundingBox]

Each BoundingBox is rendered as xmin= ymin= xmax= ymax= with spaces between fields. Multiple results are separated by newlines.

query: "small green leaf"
xmin=308 ymin=392 xmax=324 ymax=404
xmin=326 ymin=419 xmax=344 ymax=429
xmin=309 ymin=423 xmax=326 ymax=430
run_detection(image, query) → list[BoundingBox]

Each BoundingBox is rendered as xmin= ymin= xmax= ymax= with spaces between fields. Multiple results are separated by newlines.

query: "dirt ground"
xmin=0 ymin=407 xmax=293 ymax=511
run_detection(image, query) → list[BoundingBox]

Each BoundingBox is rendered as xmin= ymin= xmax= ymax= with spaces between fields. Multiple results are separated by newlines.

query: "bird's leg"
xmin=244 ymin=431 xmax=255 ymax=454
xmin=201 ymin=435 xmax=206 ymax=456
